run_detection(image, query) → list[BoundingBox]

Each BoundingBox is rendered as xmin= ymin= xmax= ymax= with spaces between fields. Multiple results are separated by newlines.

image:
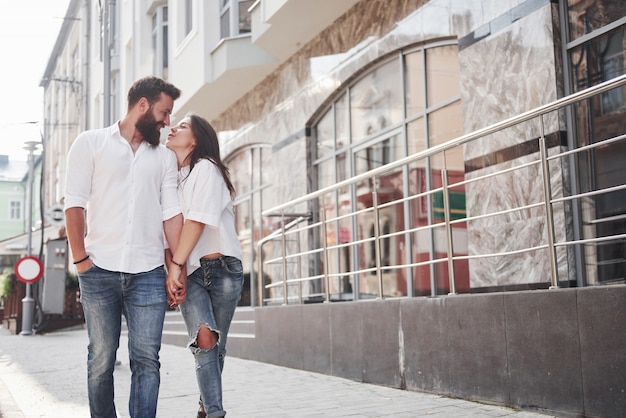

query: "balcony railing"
xmin=257 ymin=74 xmax=626 ymax=306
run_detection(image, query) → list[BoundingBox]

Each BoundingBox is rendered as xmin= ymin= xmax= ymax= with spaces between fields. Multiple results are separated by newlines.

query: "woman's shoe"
xmin=197 ymin=400 xmax=206 ymax=418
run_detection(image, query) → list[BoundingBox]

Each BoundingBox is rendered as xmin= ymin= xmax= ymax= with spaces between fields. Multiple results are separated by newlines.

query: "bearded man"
xmin=65 ymin=76 xmax=184 ymax=418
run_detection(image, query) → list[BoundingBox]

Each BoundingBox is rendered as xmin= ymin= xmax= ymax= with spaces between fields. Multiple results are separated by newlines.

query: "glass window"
xmin=407 ymin=117 xmax=425 ymax=157
xmin=317 ymin=158 xmax=335 ymax=190
xmin=427 ymin=101 xmax=463 ymax=170
xmin=239 ymin=0 xmax=253 ymax=34
xmin=404 ymin=50 xmax=424 ymax=117
xmin=152 ymin=6 xmax=168 ymax=78
xmin=350 ymin=59 xmax=403 ymax=144
xmin=226 ymin=145 xmax=273 ymax=306
xmin=312 ymin=42 xmax=463 ymax=299
xmin=570 ymin=27 xmax=625 ymax=93
xmin=353 ymin=135 xmax=402 ymax=177
xmin=567 ymin=0 xmax=626 ymax=40
xmin=426 ymin=45 xmax=460 ymax=107
xmin=10 ymin=201 xmax=22 ymax=220
xmin=184 ymin=0 xmax=192 ymax=36
xmin=315 ymin=109 xmax=334 ymax=160
xmin=335 ymin=93 xmax=349 ymax=149
xmin=220 ymin=9 xmax=230 ymax=39
xmin=565 ymin=2 xmax=626 ymax=285
xmin=228 ymin=149 xmax=250 ymax=196
xmin=221 ymin=0 xmax=253 ymax=39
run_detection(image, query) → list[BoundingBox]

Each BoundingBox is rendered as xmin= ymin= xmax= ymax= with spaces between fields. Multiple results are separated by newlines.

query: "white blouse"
xmin=177 ymin=159 xmax=243 ymax=272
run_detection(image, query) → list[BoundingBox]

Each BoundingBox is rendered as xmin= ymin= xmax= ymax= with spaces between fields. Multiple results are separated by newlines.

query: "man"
xmin=65 ymin=76 xmax=183 ymax=418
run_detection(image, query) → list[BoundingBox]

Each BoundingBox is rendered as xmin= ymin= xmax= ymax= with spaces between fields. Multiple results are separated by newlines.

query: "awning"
xmin=0 ymin=226 xmax=61 ymax=257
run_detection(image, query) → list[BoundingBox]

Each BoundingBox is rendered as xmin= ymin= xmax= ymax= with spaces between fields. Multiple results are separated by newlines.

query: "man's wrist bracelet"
xmin=73 ymin=255 xmax=90 ymax=265
xmin=171 ymin=259 xmax=184 ymax=268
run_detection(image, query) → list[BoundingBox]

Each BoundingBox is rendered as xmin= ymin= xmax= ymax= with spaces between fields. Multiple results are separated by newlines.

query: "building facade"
xmin=42 ymin=0 xmax=626 ymax=294
xmin=0 ymin=156 xmax=27 ymax=242
xmin=0 ymin=156 xmax=43 ymax=255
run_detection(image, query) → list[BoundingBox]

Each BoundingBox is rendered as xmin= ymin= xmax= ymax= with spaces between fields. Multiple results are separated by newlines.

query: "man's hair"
xmin=127 ymin=76 xmax=181 ymax=109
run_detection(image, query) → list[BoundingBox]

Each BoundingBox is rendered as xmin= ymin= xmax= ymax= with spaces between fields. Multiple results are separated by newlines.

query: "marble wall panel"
xmin=460 ymin=4 xmax=559 ymax=161
xmin=466 ymin=149 xmax=570 ymax=288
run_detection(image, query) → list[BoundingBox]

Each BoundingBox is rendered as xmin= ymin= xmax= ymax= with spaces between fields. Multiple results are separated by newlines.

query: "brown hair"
xmin=127 ymin=76 xmax=181 ymax=109
xmin=182 ymin=114 xmax=235 ymax=198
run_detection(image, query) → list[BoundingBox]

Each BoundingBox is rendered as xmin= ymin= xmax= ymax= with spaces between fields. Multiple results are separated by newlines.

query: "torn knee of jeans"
xmin=189 ymin=323 xmax=220 ymax=351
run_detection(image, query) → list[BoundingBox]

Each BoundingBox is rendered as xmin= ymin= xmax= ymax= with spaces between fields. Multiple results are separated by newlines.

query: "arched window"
xmin=311 ymin=41 xmax=465 ymax=299
xmin=226 ymin=144 xmax=272 ymax=306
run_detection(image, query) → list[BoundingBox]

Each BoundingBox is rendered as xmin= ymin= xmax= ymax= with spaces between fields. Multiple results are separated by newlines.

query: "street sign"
xmin=15 ymin=256 xmax=44 ymax=284
xmin=46 ymin=204 xmax=65 ymax=226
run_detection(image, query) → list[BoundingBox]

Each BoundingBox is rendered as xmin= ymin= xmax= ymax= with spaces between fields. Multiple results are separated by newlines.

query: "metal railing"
xmin=257 ymin=74 xmax=626 ymax=306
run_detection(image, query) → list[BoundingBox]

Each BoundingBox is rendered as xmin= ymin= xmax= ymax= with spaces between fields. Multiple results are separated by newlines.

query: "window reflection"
xmin=566 ymin=2 xmax=626 ymax=285
xmin=426 ymin=45 xmax=460 ymax=107
xmin=349 ymin=59 xmax=403 ymax=144
xmin=567 ymin=0 xmax=626 ymax=40
xmin=405 ymin=50 xmax=424 ymax=117
xmin=238 ymin=0 xmax=253 ymax=34
xmin=226 ymin=146 xmax=273 ymax=305
xmin=315 ymin=109 xmax=334 ymax=160
xmin=312 ymin=42 xmax=464 ymax=299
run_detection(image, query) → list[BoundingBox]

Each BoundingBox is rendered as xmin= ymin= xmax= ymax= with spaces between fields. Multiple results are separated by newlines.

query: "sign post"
xmin=15 ymin=255 xmax=44 ymax=335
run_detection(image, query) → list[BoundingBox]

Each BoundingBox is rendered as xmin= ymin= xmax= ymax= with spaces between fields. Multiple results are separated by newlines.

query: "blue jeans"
xmin=78 ymin=265 xmax=167 ymax=418
xmin=179 ymin=256 xmax=243 ymax=418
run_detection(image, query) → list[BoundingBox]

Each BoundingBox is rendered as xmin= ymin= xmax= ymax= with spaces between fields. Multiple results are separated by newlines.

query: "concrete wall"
xmin=228 ymin=285 xmax=626 ymax=418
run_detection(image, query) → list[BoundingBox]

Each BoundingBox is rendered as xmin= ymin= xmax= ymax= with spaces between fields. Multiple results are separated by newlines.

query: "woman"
xmin=165 ymin=114 xmax=243 ymax=418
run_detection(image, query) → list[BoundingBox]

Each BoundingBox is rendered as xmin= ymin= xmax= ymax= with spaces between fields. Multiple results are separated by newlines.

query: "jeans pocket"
xmin=222 ymin=256 xmax=243 ymax=274
xmin=77 ymin=263 xmax=101 ymax=278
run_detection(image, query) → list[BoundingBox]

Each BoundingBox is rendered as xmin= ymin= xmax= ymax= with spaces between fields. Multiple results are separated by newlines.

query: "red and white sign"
xmin=14 ymin=256 xmax=44 ymax=284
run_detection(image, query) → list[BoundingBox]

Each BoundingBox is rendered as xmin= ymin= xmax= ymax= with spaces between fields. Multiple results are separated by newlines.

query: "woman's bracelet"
xmin=171 ymin=259 xmax=185 ymax=268
xmin=73 ymin=255 xmax=90 ymax=265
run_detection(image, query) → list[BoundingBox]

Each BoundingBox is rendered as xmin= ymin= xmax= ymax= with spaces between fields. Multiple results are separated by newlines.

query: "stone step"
xmin=159 ymin=307 xmax=255 ymax=348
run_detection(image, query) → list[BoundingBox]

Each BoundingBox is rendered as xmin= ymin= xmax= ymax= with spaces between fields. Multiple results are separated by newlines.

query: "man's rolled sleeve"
xmin=64 ymin=133 xmax=94 ymax=210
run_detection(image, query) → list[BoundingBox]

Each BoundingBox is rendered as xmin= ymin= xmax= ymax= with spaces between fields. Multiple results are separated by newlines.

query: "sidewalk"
xmin=0 ymin=320 xmax=554 ymax=418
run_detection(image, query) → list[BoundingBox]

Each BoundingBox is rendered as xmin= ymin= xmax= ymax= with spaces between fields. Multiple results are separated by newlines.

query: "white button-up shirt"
xmin=64 ymin=123 xmax=181 ymax=273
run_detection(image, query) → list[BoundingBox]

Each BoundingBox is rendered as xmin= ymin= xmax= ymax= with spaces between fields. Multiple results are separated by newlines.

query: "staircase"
xmin=161 ymin=307 xmax=255 ymax=348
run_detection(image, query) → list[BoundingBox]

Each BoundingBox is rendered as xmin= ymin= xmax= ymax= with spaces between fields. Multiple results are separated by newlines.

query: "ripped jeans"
xmin=179 ymin=256 xmax=243 ymax=418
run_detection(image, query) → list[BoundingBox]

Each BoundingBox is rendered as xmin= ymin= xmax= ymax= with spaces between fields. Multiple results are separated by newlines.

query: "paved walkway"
xmin=0 ymin=320 xmax=554 ymax=417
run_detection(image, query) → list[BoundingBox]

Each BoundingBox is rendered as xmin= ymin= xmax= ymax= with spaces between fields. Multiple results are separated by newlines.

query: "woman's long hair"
xmin=182 ymin=114 xmax=235 ymax=198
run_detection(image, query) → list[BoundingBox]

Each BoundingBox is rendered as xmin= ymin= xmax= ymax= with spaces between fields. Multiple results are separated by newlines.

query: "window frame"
xmin=151 ymin=5 xmax=169 ymax=78
xmin=9 ymin=200 xmax=22 ymax=221
xmin=310 ymin=40 xmax=463 ymax=299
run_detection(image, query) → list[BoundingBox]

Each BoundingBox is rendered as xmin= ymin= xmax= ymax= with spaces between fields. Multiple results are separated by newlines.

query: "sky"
xmin=0 ymin=0 xmax=71 ymax=161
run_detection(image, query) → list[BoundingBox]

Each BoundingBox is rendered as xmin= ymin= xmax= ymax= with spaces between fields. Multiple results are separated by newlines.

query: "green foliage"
xmin=0 ymin=268 xmax=16 ymax=299
xmin=65 ymin=272 xmax=79 ymax=290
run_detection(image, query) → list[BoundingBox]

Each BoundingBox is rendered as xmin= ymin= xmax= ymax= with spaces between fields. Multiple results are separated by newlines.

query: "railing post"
xmin=296 ymin=227 xmax=303 ymax=304
xmin=321 ymin=208 xmax=331 ymax=303
xmin=257 ymin=241 xmax=264 ymax=307
xmin=281 ymin=212 xmax=288 ymax=305
xmin=539 ymin=117 xmax=559 ymax=288
xmin=372 ymin=179 xmax=384 ymax=299
xmin=441 ymin=169 xmax=457 ymax=295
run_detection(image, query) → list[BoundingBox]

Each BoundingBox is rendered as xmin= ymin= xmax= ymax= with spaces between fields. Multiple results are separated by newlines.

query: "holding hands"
xmin=166 ymin=256 xmax=187 ymax=308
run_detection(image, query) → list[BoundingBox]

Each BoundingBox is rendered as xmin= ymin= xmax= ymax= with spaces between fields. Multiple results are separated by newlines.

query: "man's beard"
xmin=135 ymin=110 xmax=162 ymax=146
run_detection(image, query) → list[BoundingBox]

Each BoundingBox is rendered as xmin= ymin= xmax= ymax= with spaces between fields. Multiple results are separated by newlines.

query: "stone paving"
xmin=0 ymin=323 xmax=555 ymax=417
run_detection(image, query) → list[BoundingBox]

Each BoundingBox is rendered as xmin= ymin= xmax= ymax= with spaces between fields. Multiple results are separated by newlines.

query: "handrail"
xmin=256 ymin=74 xmax=626 ymax=305
xmin=256 ymin=214 xmax=311 ymax=306
xmin=263 ymin=74 xmax=626 ymax=216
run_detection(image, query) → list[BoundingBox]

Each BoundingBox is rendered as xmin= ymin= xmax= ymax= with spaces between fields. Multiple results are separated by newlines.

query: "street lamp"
xmin=19 ymin=140 xmax=42 ymax=336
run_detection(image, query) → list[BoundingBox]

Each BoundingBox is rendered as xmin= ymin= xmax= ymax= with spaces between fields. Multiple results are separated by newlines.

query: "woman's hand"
xmin=166 ymin=264 xmax=187 ymax=308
